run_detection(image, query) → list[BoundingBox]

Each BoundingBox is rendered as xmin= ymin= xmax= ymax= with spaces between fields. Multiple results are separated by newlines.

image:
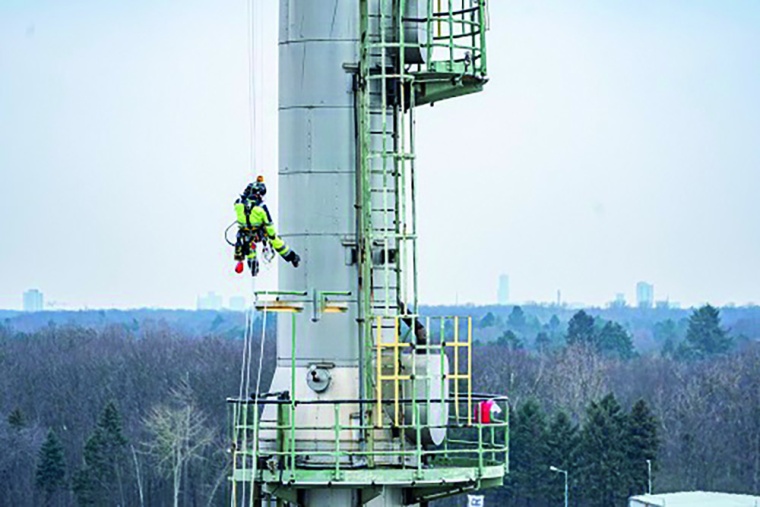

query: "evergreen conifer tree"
xmin=548 ymin=314 xmax=562 ymax=336
xmin=577 ymin=394 xmax=629 ymax=506
xmin=566 ymin=310 xmax=596 ymax=347
xmin=36 ymin=429 xmax=67 ymax=506
xmin=683 ymin=304 xmax=732 ymax=358
xmin=73 ymin=402 xmax=128 ymax=506
xmin=8 ymin=407 xmax=25 ymax=430
xmin=626 ymin=399 xmax=659 ymax=496
xmin=510 ymin=399 xmax=549 ymax=504
xmin=597 ymin=321 xmax=635 ymax=359
xmin=545 ymin=410 xmax=578 ymax=505
xmin=507 ymin=306 xmax=527 ymax=333
xmin=479 ymin=311 xmax=496 ymax=328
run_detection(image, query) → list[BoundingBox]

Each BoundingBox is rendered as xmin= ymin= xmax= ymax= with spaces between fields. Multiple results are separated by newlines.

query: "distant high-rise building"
xmin=229 ymin=296 xmax=247 ymax=312
xmin=636 ymin=282 xmax=654 ymax=309
xmin=497 ymin=275 xmax=509 ymax=305
xmin=609 ymin=293 xmax=626 ymax=308
xmin=22 ymin=289 xmax=44 ymax=312
xmin=197 ymin=292 xmax=223 ymax=311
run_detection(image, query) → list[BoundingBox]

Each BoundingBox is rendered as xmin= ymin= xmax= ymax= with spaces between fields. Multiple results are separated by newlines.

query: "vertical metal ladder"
xmin=357 ymin=0 xmax=489 ymax=430
xmin=357 ymin=0 xmax=419 ymax=431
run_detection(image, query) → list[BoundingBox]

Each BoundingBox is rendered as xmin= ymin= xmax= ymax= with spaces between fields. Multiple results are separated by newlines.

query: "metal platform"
xmin=229 ymin=393 xmax=508 ymax=505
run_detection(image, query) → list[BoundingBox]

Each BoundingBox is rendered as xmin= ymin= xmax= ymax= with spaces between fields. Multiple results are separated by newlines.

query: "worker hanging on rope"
xmin=231 ymin=176 xmax=300 ymax=276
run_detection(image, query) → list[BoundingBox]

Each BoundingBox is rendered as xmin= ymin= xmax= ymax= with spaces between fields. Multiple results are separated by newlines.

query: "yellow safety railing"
xmin=374 ymin=315 xmax=473 ymax=428
xmin=375 ymin=316 xmax=412 ymax=426
xmin=443 ymin=316 xmax=473 ymax=425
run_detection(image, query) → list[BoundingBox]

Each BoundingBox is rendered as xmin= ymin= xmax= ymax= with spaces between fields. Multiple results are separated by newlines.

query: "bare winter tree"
xmin=545 ymin=344 xmax=609 ymax=421
xmin=143 ymin=377 xmax=215 ymax=507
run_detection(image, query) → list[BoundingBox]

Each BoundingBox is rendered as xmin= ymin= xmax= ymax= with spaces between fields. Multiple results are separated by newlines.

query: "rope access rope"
xmin=249 ymin=302 xmax=268 ymax=507
xmin=236 ymin=1 xmax=271 ymax=505
xmin=234 ymin=304 xmax=254 ymax=506
xmin=246 ymin=0 xmax=257 ymax=177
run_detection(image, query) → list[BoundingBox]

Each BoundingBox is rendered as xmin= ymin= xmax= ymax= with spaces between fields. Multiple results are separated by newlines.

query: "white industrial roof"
xmin=630 ymin=491 xmax=760 ymax=507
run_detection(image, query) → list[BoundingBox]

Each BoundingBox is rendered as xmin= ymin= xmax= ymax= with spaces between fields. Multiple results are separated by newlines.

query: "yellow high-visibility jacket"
xmin=234 ymin=201 xmax=290 ymax=258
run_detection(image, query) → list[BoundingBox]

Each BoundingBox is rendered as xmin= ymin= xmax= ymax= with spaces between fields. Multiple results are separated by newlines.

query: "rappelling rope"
xmin=246 ymin=0 xmax=258 ymax=177
xmin=234 ymin=1 xmax=267 ymax=505
xmin=249 ymin=301 xmax=268 ymax=507
xmin=239 ymin=0 xmax=265 ymax=410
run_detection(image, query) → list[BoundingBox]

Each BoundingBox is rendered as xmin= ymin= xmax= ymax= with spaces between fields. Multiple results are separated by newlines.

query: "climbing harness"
xmin=225 ymin=219 xmax=275 ymax=276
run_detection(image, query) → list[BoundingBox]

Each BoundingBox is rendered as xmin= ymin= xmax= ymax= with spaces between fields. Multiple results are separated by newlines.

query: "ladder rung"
xmin=369 ymin=233 xmax=417 ymax=240
xmin=367 ymin=151 xmax=413 ymax=157
xmin=378 ymin=375 xmax=412 ymax=381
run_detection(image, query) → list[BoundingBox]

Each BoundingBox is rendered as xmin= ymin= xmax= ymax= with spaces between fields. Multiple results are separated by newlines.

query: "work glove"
xmin=284 ymin=250 xmax=301 ymax=268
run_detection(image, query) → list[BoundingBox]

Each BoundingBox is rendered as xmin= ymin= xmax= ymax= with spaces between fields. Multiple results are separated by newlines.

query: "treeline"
xmin=0 ymin=309 xmax=259 ymax=337
xmin=463 ymin=308 xmax=760 ymax=505
xmin=0 ymin=321 xmax=274 ymax=507
xmin=436 ymin=302 xmax=760 ymax=356
xmin=1 ymin=306 xmax=759 ymax=506
xmin=477 ymin=394 xmax=658 ymax=506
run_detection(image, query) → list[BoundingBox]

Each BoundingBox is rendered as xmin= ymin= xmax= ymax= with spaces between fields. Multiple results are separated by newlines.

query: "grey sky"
xmin=1 ymin=1 xmax=759 ymax=310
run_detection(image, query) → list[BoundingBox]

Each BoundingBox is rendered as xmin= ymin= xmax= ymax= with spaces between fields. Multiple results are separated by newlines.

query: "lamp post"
xmin=549 ymin=465 xmax=568 ymax=507
xmin=646 ymin=459 xmax=652 ymax=494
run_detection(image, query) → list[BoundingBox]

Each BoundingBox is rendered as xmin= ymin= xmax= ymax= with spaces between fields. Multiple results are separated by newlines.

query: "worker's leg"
xmin=264 ymin=225 xmax=300 ymax=267
xmin=263 ymin=225 xmax=290 ymax=257
xmin=234 ymin=229 xmax=249 ymax=261
xmin=246 ymin=244 xmax=259 ymax=276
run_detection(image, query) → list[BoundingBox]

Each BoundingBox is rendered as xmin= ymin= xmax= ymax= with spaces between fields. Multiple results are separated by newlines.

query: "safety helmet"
xmin=242 ymin=175 xmax=267 ymax=201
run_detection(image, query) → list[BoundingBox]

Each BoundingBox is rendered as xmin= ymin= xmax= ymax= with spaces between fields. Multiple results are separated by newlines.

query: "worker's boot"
xmin=247 ymin=258 xmax=260 ymax=277
xmin=283 ymin=250 xmax=300 ymax=268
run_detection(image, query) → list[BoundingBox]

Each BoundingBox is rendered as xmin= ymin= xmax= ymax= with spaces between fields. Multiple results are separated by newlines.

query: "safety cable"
xmin=249 ymin=301 xmax=268 ymax=507
xmin=235 ymin=2 xmax=266 ymax=504
xmin=246 ymin=0 xmax=257 ymax=177
xmin=233 ymin=302 xmax=252 ymax=506
xmin=224 ymin=221 xmax=238 ymax=246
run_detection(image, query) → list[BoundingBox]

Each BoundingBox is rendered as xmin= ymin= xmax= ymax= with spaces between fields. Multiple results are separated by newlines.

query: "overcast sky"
xmin=1 ymin=1 xmax=759 ymax=310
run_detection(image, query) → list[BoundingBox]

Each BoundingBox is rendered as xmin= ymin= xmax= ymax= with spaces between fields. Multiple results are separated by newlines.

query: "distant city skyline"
xmin=195 ymin=292 xmax=248 ymax=312
xmin=1 ymin=280 xmax=744 ymax=311
xmin=196 ymin=291 xmax=223 ymax=311
xmin=2 ymin=1 xmax=760 ymax=309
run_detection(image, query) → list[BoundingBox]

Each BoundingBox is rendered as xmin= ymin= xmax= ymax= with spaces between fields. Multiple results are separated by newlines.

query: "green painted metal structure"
xmin=229 ymin=314 xmax=508 ymax=504
xmin=229 ymin=2 xmax=505 ymax=505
